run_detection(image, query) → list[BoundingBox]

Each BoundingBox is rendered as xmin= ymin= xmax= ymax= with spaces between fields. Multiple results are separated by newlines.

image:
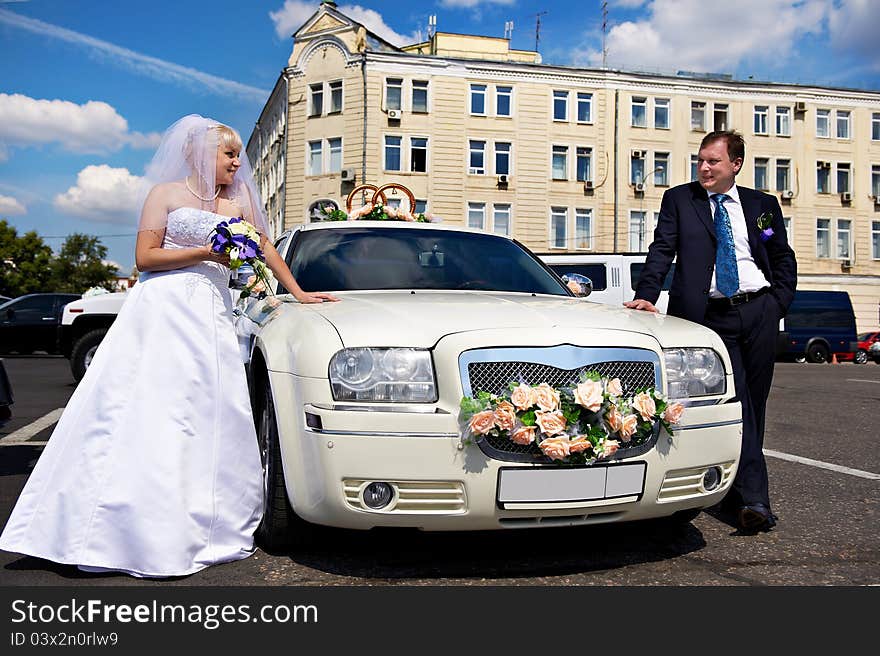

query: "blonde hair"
xmin=215 ymin=124 xmax=243 ymax=152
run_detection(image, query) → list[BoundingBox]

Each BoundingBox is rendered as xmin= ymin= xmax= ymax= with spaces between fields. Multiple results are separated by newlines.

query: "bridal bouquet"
xmin=460 ymin=373 xmax=684 ymax=465
xmin=208 ymin=217 xmax=273 ymax=299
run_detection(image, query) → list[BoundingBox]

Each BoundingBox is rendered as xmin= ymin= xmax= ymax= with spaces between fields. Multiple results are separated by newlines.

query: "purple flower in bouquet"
xmin=756 ymin=212 xmax=774 ymax=243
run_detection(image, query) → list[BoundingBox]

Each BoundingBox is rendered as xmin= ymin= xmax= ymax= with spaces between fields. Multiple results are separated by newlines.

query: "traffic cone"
xmin=831 ymin=353 xmax=838 ymax=364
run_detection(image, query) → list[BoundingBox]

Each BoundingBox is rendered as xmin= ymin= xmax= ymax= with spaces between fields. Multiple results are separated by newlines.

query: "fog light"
xmin=702 ymin=466 xmax=723 ymax=492
xmin=362 ymin=482 xmax=394 ymax=509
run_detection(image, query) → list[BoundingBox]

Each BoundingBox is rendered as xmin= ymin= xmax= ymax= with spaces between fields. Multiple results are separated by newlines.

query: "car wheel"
xmin=806 ymin=343 xmax=829 ymax=364
xmin=70 ymin=329 xmax=108 ymax=382
xmin=854 ymin=350 xmax=868 ymax=365
xmin=793 ymin=355 xmax=806 ymax=364
xmin=255 ymin=382 xmax=312 ymax=552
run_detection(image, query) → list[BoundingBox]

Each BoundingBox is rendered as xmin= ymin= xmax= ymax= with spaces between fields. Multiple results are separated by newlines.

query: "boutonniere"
xmin=756 ymin=212 xmax=774 ymax=242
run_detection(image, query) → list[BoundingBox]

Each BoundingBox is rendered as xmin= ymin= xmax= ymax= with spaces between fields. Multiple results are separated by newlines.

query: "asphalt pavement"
xmin=0 ymin=355 xmax=877 ymax=586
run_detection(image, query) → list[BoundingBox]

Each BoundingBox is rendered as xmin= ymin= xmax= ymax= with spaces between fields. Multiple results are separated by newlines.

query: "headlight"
xmin=663 ymin=347 xmax=725 ymax=399
xmin=329 ymin=348 xmax=437 ymax=402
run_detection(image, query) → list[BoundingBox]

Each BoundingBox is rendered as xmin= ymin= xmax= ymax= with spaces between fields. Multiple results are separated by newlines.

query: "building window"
xmin=629 ymin=210 xmax=648 ymax=252
xmin=816 ymin=109 xmax=830 ymax=137
xmin=631 ymin=96 xmax=647 ymax=127
xmin=309 ymin=83 xmax=323 ymax=117
xmin=496 ymin=86 xmax=512 ymax=117
xmin=307 ymin=140 xmax=322 ymax=175
xmin=837 ymin=219 xmax=852 ymax=259
xmin=576 ymin=147 xmax=592 ymax=183
xmin=631 ymin=154 xmax=645 ymax=185
xmin=713 ymin=103 xmax=729 ymax=131
xmin=754 ymin=105 xmax=769 ymax=134
xmin=469 ymin=140 xmax=486 ymax=174
xmin=873 ymin=221 xmax=880 ymax=260
xmin=553 ymin=90 xmax=569 ymax=121
xmin=550 ymin=207 xmax=567 ymax=248
xmin=690 ymin=154 xmax=699 ymax=181
xmin=872 ymin=165 xmax=880 ymax=197
xmin=754 ymin=157 xmax=769 ymax=190
xmin=836 ymin=110 xmax=851 ymax=139
xmin=384 ymin=135 xmax=402 ymax=171
xmin=552 ymin=145 xmax=568 ymax=180
xmin=836 ymin=162 xmax=851 ymax=194
xmin=654 ymin=152 xmax=669 ymax=186
xmin=410 ymin=137 xmax=428 ymax=172
xmin=495 ymin=142 xmax=511 ymax=175
xmin=467 ymin=202 xmax=486 ymax=230
xmin=816 ymin=218 xmax=831 ymax=258
xmin=776 ymin=106 xmax=791 ymax=136
xmin=776 ymin=159 xmax=790 ymax=192
xmin=414 ymin=199 xmax=427 ymax=215
xmin=783 ymin=217 xmax=792 ymax=238
xmin=691 ymin=101 xmax=706 ymax=131
xmin=817 ymin=162 xmax=830 ymax=193
xmin=328 ymin=80 xmax=343 ymax=114
xmin=470 ymin=84 xmax=487 ymax=115
xmin=411 ymin=80 xmax=429 ymax=113
xmin=654 ymin=98 xmax=670 ymax=129
xmin=873 ymin=113 xmax=880 ymax=141
xmin=386 ymin=78 xmax=403 ymax=111
xmin=577 ymin=92 xmax=592 ymax=123
xmin=493 ymin=203 xmax=511 ymax=236
xmin=575 ymin=208 xmax=592 ymax=249
xmin=327 ymin=137 xmax=342 ymax=173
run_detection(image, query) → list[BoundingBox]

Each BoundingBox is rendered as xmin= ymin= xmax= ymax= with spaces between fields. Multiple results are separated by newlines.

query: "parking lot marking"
xmin=764 ymin=448 xmax=880 ymax=481
xmin=0 ymin=408 xmax=64 ymax=446
xmin=846 ymin=379 xmax=880 ymax=385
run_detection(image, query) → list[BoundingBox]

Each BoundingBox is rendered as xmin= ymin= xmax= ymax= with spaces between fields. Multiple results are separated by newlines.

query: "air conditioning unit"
xmin=841 ymin=191 xmax=852 ymax=202
xmin=634 ymin=182 xmax=645 ymax=193
xmin=387 ymin=109 xmax=402 ymax=120
xmin=781 ymin=189 xmax=795 ymax=199
xmin=818 ymin=160 xmax=832 ymax=169
xmin=873 ymin=195 xmax=880 ymax=205
xmin=631 ymin=149 xmax=646 ymax=159
xmin=497 ymin=174 xmax=509 ymax=185
xmin=795 ymin=101 xmax=807 ymax=112
xmin=583 ymin=180 xmax=594 ymax=190
xmin=340 ymin=168 xmax=356 ymax=182
xmin=841 ymin=258 xmax=852 ymax=269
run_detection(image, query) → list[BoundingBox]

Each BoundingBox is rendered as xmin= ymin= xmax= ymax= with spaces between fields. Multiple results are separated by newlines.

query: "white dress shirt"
xmin=708 ymin=184 xmax=770 ymax=297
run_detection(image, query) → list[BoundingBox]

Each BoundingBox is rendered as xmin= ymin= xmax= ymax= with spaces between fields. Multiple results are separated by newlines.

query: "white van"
xmin=537 ymin=253 xmax=674 ymax=312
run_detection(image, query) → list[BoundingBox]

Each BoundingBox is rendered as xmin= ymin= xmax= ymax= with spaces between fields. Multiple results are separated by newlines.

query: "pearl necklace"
xmin=185 ymin=178 xmax=221 ymax=202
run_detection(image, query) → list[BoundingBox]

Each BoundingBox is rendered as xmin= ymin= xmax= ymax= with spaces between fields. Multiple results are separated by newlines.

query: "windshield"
xmin=287 ymin=227 xmax=570 ymax=295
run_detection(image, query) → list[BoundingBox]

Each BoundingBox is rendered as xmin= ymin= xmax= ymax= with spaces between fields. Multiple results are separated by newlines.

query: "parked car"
xmin=234 ymin=221 xmax=741 ymax=550
xmin=0 ymin=295 xmax=11 ymax=304
xmin=0 ymin=293 xmax=81 ymax=354
xmin=538 ymin=253 xmax=674 ymax=313
xmin=849 ymin=331 xmax=880 ymax=365
xmin=59 ymin=291 xmax=128 ymax=381
xmin=0 ymin=358 xmax=12 ymax=426
xmin=776 ymin=290 xmax=859 ymax=363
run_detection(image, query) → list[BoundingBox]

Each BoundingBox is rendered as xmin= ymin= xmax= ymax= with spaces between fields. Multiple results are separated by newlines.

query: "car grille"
xmin=465 ymin=357 xmax=659 ymax=463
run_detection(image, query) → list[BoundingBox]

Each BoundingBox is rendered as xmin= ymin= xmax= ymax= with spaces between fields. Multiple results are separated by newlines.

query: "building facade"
xmin=249 ymin=3 xmax=880 ymax=331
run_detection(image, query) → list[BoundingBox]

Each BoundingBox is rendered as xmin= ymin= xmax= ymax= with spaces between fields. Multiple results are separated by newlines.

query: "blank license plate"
xmin=497 ymin=463 xmax=646 ymax=504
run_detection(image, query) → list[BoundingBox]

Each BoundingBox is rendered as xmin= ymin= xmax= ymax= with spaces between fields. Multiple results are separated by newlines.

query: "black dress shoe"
xmin=738 ymin=504 xmax=778 ymax=532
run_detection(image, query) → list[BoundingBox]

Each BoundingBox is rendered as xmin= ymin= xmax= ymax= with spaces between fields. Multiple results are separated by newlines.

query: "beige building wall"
xmin=256 ymin=4 xmax=880 ymax=331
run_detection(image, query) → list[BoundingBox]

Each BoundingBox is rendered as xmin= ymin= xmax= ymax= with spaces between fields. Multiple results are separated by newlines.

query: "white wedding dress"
xmin=0 ymin=208 xmax=263 ymax=578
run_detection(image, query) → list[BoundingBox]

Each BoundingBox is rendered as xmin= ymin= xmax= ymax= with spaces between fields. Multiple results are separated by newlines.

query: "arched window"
xmin=308 ymin=199 xmax=338 ymax=222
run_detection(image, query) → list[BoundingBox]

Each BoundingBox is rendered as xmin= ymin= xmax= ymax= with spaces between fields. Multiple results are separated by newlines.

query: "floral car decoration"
xmin=460 ymin=373 xmax=685 ymax=465
xmin=321 ymin=203 xmax=434 ymax=223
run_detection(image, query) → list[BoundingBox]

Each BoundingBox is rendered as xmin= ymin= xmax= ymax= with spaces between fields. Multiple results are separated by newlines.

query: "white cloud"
xmin=572 ymin=0 xmax=827 ymax=74
xmin=0 ymin=93 xmax=161 ymax=154
xmin=53 ymin=165 xmax=143 ymax=224
xmin=828 ymin=0 xmax=879 ymax=61
xmin=0 ymin=8 xmax=269 ymax=102
xmin=439 ymin=0 xmax=515 ymax=7
xmin=0 ymin=194 xmax=26 ymax=216
xmin=270 ymin=1 xmax=419 ymax=46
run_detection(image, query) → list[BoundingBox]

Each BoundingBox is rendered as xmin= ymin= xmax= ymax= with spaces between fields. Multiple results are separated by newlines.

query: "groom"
xmin=625 ymin=130 xmax=797 ymax=532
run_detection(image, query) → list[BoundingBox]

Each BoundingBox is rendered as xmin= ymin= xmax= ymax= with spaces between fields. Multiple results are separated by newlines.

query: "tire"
xmin=70 ymin=329 xmax=108 ymax=382
xmin=854 ymin=349 xmax=868 ymax=365
xmin=255 ymin=382 xmax=312 ymax=552
xmin=806 ymin=343 xmax=829 ymax=364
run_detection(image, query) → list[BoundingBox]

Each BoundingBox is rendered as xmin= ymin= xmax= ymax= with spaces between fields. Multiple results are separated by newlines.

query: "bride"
xmin=0 ymin=115 xmax=337 ymax=578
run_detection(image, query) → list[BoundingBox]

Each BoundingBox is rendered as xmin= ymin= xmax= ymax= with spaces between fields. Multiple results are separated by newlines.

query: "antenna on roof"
xmin=601 ymin=1 xmax=608 ymax=68
xmin=534 ymin=11 xmax=547 ymax=52
xmin=504 ymin=21 xmax=514 ymax=40
xmin=427 ymin=14 xmax=436 ymax=39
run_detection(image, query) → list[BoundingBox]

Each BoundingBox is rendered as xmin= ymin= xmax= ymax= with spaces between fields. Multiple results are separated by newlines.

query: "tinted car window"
xmin=630 ymin=263 xmax=676 ymax=291
xmin=547 ymin=264 xmax=607 ymax=291
xmin=289 ymin=228 xmax=569 ymax=295
xmin=9 ymin=296 xmax=57 ymax=314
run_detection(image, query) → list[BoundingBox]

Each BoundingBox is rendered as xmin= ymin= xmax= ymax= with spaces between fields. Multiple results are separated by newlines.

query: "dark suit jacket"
xmin=634 ymin=181 xmax=797 ymax=324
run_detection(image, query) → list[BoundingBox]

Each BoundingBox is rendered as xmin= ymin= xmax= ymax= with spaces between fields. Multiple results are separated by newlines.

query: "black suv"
xmin=0 ymin=293 xmax=81 ymax=354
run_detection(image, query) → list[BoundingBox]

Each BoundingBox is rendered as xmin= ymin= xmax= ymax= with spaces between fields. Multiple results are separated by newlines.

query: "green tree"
xmin=0 ymin=219 xmax=55 ymax=297
xmin=48 ymin=233 xmax=119 ymax=294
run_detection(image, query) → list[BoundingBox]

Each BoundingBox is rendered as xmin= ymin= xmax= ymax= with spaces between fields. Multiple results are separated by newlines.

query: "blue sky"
xmin=1 ymin=0 xmax=877 ymax=273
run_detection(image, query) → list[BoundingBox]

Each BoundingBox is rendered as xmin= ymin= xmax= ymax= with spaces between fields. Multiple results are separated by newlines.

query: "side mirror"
xmin=561 ymin=273 xmax=593 ymax=298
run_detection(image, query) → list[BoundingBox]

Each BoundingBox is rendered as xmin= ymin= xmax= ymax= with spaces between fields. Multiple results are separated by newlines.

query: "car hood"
xmin=306 ymin=291 xmax=704 ymax=348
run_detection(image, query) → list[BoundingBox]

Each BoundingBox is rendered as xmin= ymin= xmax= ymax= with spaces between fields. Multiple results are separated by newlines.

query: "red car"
xmin=839 ymin=331 xmax=880 ymax=364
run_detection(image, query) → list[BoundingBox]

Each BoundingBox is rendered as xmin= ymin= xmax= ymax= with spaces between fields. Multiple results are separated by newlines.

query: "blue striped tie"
xmin=712 ymin=193 xmax=739 ymax=298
